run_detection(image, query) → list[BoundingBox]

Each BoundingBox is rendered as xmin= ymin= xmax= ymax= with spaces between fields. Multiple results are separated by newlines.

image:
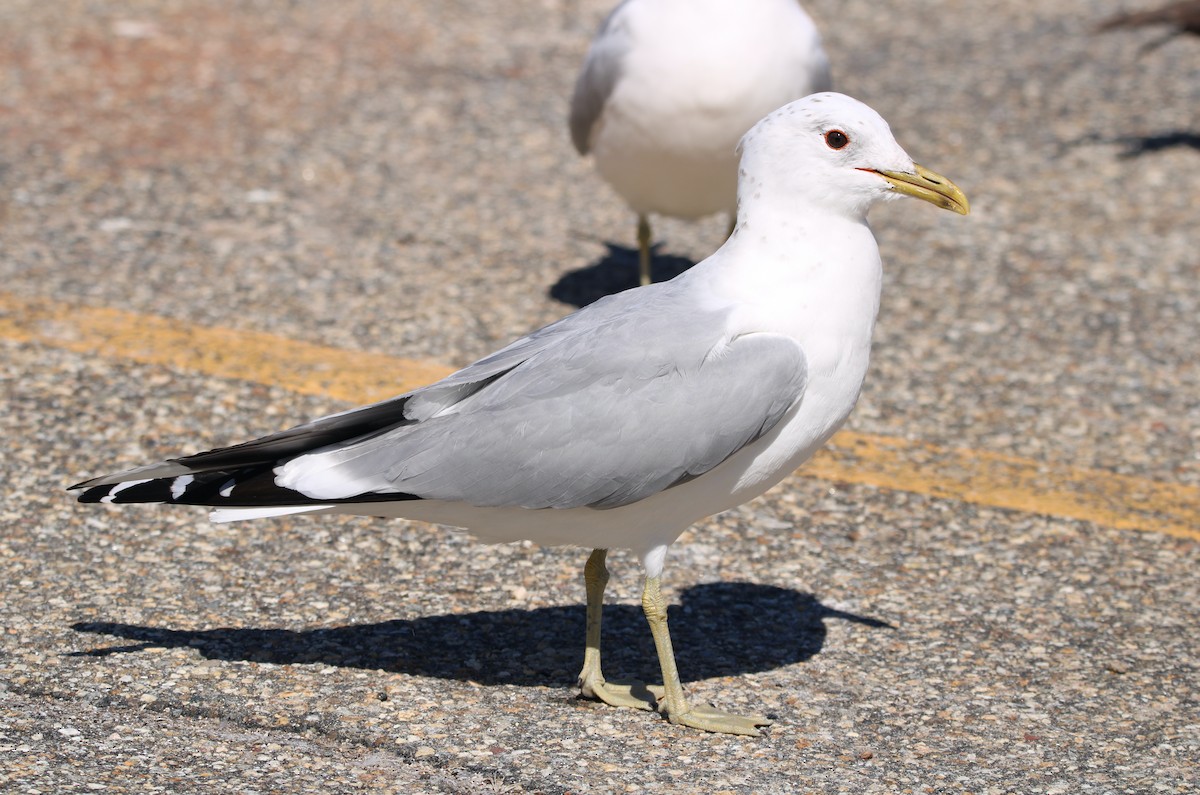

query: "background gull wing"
xmin=568 ymin=0 xmax=635 ymax=155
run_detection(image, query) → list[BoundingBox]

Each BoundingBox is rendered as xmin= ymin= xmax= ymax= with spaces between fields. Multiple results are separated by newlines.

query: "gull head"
xmin=736 ymin=92 xmax=969 ymax=221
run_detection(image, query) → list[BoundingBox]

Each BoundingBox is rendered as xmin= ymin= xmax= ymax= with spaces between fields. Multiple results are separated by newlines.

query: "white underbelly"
xmin=592 ymin=123 xmax=739 ymax=219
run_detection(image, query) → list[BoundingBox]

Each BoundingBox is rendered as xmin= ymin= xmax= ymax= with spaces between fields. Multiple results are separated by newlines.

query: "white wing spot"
xmin=100 ymin=479 xmax=151 ymax=503
xmin=170 ymin=475 xmax=194 ymax=500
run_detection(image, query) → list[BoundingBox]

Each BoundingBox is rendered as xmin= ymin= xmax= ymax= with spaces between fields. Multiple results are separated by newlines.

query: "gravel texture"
xmin=1 ymin=1 xmax=1198 ymax=792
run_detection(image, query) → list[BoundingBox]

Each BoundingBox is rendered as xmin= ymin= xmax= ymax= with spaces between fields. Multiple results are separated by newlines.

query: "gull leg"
xmin=641 ymin=576 xmax=772 ymax=736
xmin=637 ymin=214 xmax=653 ymax=286
xmin=576 ymin=549 xmax=661 ymax=711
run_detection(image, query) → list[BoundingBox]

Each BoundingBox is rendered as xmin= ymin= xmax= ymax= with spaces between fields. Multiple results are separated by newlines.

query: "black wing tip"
xmin=75 ymin=485 xmax=109 ymax=503
xmin=73 ymin=479 xmax=176 ymax=505
xmin=69 ymin=473 xmax=112 ymax=492
xmin=70 ymin=469 xmax=427 ymax=508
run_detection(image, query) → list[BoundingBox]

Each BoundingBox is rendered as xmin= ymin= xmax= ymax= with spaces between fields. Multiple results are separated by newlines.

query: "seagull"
xmin=569 ymin=0 xmax=832 ymax=286
xmin=1096 ymin=1 xmax=1200 ymax=52
xmin=72 ymin=93 xmax=968 ymax=736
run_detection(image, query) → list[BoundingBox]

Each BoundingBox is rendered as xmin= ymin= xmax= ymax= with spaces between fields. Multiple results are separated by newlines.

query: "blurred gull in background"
xmin=569 ymin=0 xmax=832 ymax=285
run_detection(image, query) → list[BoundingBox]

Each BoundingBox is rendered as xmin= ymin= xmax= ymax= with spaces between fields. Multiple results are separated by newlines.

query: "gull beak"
xmin=863 ymin=163 xmax=970 ymax=215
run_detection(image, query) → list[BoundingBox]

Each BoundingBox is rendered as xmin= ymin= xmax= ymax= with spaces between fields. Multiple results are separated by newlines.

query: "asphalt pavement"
xmin=1 ymin=1 xmax=1197 ymax=792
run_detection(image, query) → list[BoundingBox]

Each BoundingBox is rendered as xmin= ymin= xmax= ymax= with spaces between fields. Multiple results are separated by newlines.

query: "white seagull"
xmin=73 ymin=93 xmax=968 ymax=736
xmin=569 ymin=0 xmax=833 ymax=285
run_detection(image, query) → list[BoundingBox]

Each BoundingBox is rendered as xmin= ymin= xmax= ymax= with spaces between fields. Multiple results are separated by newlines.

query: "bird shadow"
xmin=1063 ymin=130 xmax=1200 ymax=159
xmin=1114 ymin=131 xmax=1200 ymax=159
xmin=549 ymin=242 xmax=696 ymax=308
xmin=69 ymin=582 xmax=891 ymax=686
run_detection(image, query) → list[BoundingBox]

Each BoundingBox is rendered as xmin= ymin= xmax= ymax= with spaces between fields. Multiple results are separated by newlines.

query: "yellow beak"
xmin=865 ymin=163 xmax=970 ymax=215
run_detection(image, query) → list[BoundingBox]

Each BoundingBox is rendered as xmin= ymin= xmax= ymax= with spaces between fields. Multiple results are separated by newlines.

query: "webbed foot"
xmin=662 ymin=701 xmax=772 ymax=736
xmin=579 ymin=674 xmax=663 ymax=712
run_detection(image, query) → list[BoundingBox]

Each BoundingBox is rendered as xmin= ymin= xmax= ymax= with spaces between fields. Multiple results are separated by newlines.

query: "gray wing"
xmin=72 ymin=284 xmax=650 ymax=491
xmin=75 ymin=279 xmax=806 ymax=513
xmin=568 ymin=0 xmax=635 ymax=155
xmin=277 ymin=297 xmax=808 ymax=510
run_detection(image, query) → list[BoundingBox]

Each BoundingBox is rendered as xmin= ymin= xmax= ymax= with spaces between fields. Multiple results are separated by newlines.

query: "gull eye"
xmin=824 ymin=129 xmax=850 ymax=150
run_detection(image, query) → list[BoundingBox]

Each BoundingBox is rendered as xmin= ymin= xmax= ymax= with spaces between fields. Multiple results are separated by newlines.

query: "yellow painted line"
xmin=3 ymin=291 xmax=1197 ymax=540
xmin=803 ymin=434 xmax=1199 ymax=541
xmin=0 ymin=292 xmax=450 ymax=403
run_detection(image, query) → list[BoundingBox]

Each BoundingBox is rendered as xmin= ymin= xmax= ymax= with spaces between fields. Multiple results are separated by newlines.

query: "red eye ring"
xmin=824 ymin=129 xmax=850 ymax=150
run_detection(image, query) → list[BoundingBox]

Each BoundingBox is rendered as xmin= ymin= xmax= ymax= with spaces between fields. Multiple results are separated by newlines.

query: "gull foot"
xmin=663 ymin=702 xmax=773 ymax=737
xmin=580 ymin=678 xmax=664 ymax=712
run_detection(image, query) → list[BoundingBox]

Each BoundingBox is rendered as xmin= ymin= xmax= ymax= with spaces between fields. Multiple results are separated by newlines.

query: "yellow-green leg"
xmin=637 ymin=214 xmax=653 ymax=286
xmin=577 ymin=549 xmax=772 ymax=735
xmin=641 ymin=576 xmax=772 ymax=736
xmin=576 ymin=549 xmax=660 ymax=711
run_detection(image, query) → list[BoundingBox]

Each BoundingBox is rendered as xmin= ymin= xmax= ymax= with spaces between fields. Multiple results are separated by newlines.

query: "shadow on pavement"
xmin=1061 ymin=129 xmax=1200 ymax=159
xmin=549 ymin=242 xmax=696 ymax=308
xmin=69 ymin=582 xmax=891 ymax=686
xmin=1114 ymin=131 xmax=1200 ymax=159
